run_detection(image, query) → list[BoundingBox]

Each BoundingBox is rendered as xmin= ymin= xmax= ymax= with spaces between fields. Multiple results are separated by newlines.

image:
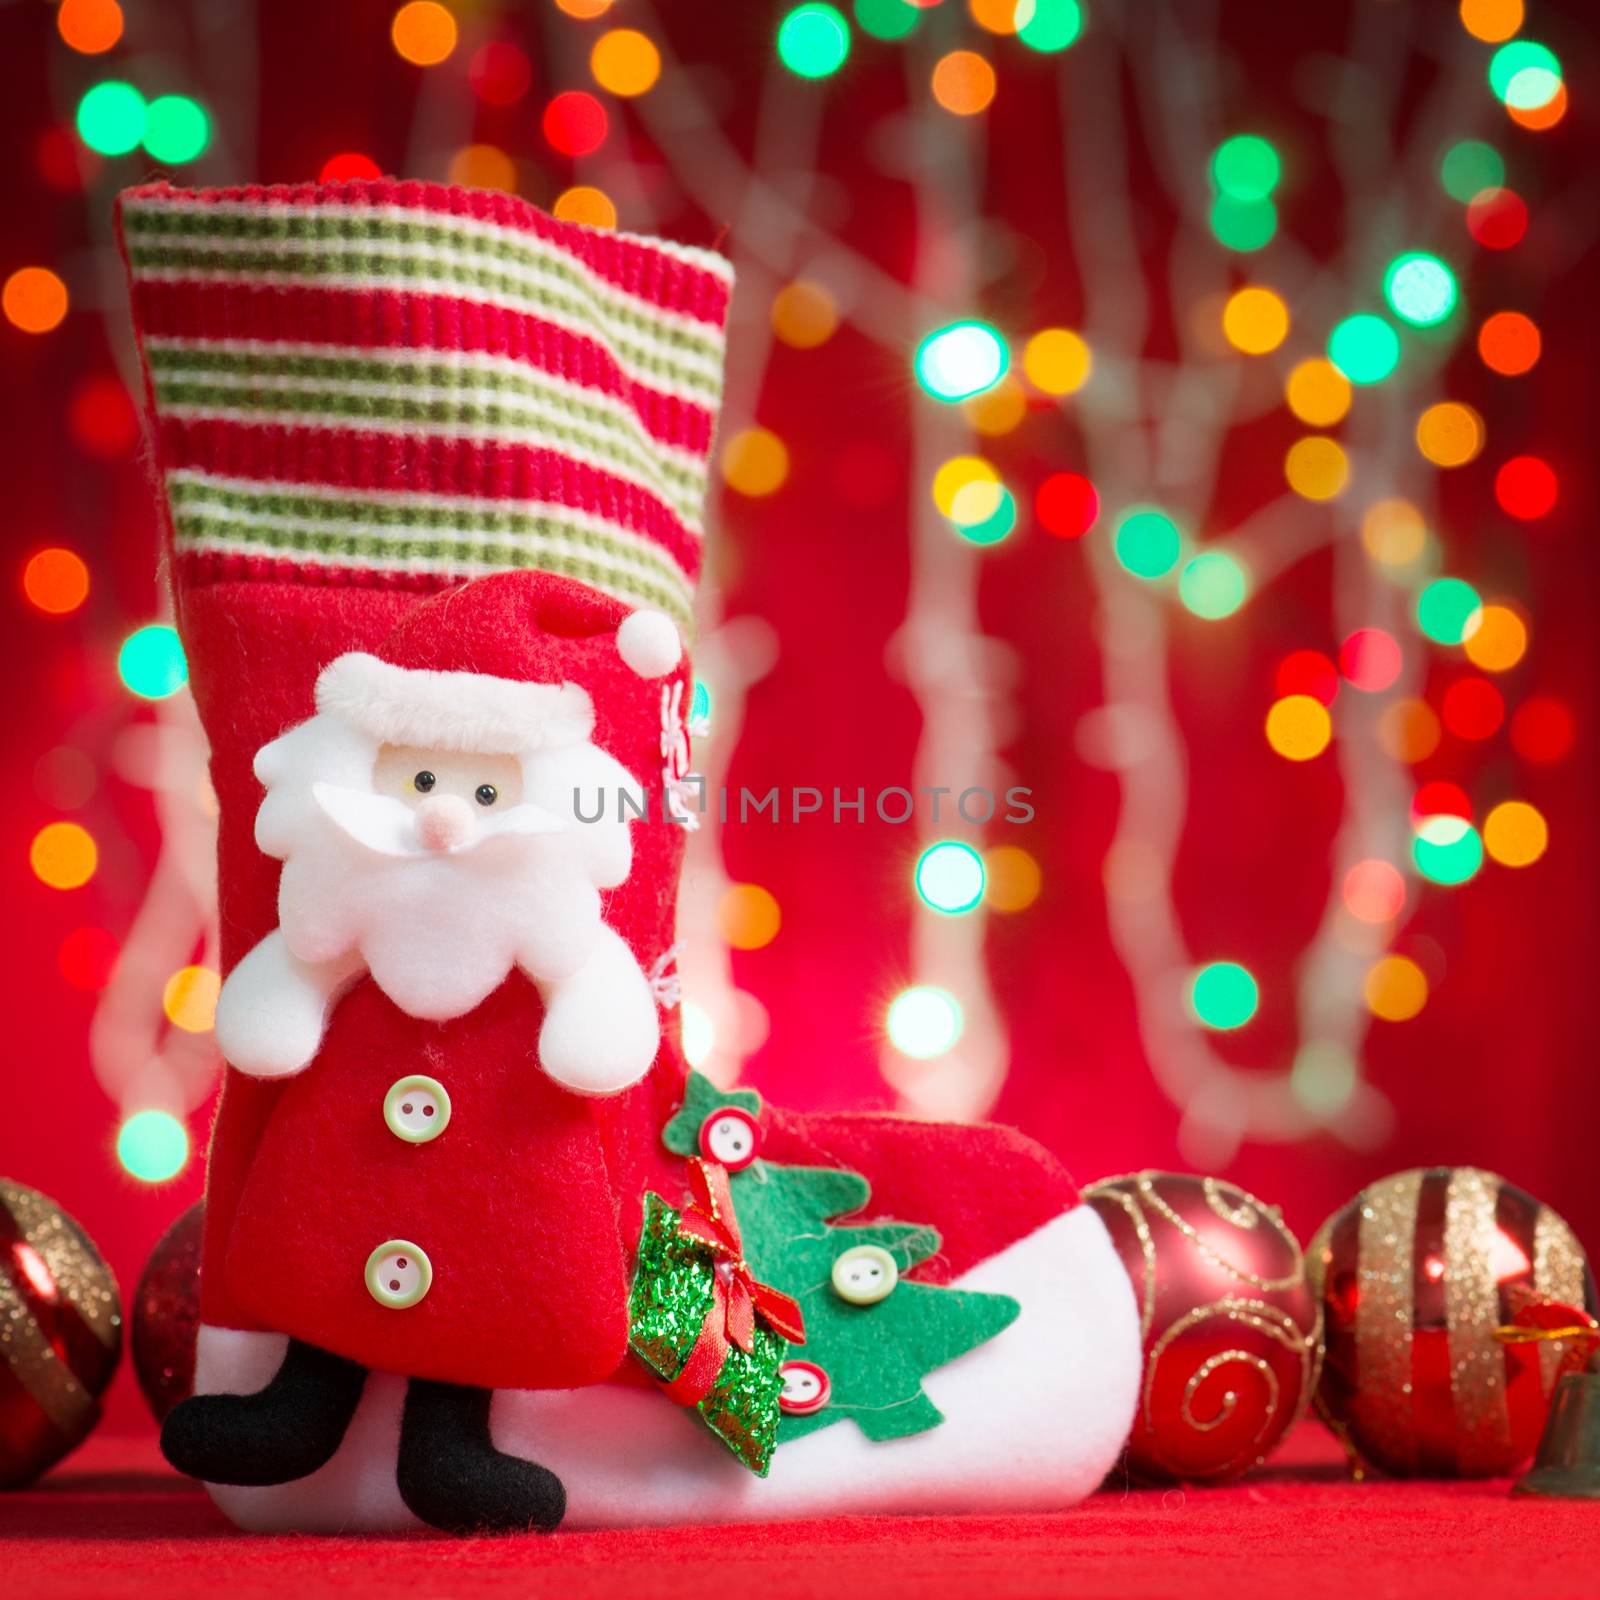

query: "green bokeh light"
xmin=1439 ymin=140 xmax=1504 ymax=204
xmin=1489 ymin=41 xmax=1562 ymax=109
xmin=952 ymin=483 xmax=1017 ymax=546
xmin=690 ymin=677 xmax=712 ymax=725
xmin=1211 ymin=135 xmax=1280 ymax=202
xmin=1412 ymin=816 xmax=1484 ymax=886
xmin=1383 ymin=252 xmax=1458 ymax=328
xmin=77 ymin=81 xmax=147 ymax=156
xmin=1414 ymin=577 xmax=1483 ymax=645
xmin=143 ymin=95 xmax=210 ymax=164
xmin=1016 ymin=0 xmax=1083 ymax=53
xmin=777 ymin=3 xmax=851 ymax=78
xmin=1114 ymin=508 xmax=1182 ymax=579
xmin=1210 ymin=194 xmax=1277 ymax=252
xmin=1327 ymin=314 xmax=1401 ymax=384
xmin=118 ymin=624 xmax=189 ymax=700
xmin=914 ymin=840 xmax=986 ymax=915
xmin=1178 ymin=551 xmax=1248 ymax=619
xmin=1190 ymin=961 xmax=1260 ymax=1030
xmin=854 ymin=0 xmax=919 ymax=39
xmin=117 ymin=1110 xmax=190 ymax=1183
xmin=915 ymin=319 xmax=1008 ymax=401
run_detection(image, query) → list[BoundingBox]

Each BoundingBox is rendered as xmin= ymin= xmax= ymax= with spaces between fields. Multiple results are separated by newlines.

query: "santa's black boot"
xmin=397 ymin=1378 xmax=567 ymax=1534
xmin=160 ymin=1338 xmax=367 ymax=1485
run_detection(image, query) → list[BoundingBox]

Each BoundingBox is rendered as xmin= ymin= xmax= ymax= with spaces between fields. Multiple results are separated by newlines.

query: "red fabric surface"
xmin=4 ymin=1425 xmax=1595 ymax=1600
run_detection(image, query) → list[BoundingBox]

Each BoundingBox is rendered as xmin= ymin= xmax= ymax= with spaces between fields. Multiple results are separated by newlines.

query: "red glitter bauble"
xmin=0 ymin=1179 xmax=122 ymax=1488
xmin=1311 ymin=1167 xmax=1597 ymax=1478
xmin=1084 ymin=1172 xmax=1321 ymax=1483
xmin=131 ymin=1202 xmax=204 ymax=1424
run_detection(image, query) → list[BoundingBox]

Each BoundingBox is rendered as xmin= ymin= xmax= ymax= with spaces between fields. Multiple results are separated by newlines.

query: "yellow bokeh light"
xmin=1483 ymin=800 xmax=1548 ymax=867
xmin=716 ymin=883 xmax=782 ymax=950
xmin=770 ymin=280 xmax=839 ymax=349
xmin=931 ymin=50 xmax=997 ymax=116
xmin=984 ymin=845 xmax=1042 ymax=913
xmin=1265 ymin=695 xmax=1333 ymax=761
xmin=553 ymin=185 xmax=618 ymax=229
xmin=391 ymin=1 xmax=458 ymax=67
xmin=1364 ymin=954 xmax=1428 ymax=1022
xmin=1377 ymin=699 xmax=1442 ymax=764
xmin=721 ymin=427 xmax=789 ymax=496
xmin=555 ymin=0 xmax=613 ymax=16
xmin=1458 ymin=0 xmax=1523 ymax=43
xmin=1222 ymin=286 xmax=1289 ymax=355
xmin=931 ymin=455 xmax=998 ymax=516
xmin=1462 ymin=604 xmax=1528 ymax=672
xmin=1415 ymin=401 xmax=1485 ymax=468
xmin=447 ymin=144 xmax=517 ymax=192
xmin=949 ymin=477 xmax=1004 ymax=527
xmin=3 ymin=267 xmax=69 ymax=335
xmin=1285 ymin=436 xmax=1350 ymax=501
xmin=1022 ymin=328 xmax=1091 ymax=395
xmin=964 ymin=375 xmax=1027 ymax=436
xmin=969 ymin=0 xmax=1021 ymax=32
xmin=1285 ymin=358 xmax=1352 ymax=427
xmin=1361 ymin=498 xmax=1427 ymax=568
xmin=590 ymin=28 xmax=661 ymax=96
xmin=31 ymin=821 xmax=97 ymax=889
xmin=163 ymin=964 xmax=221 ymax=1033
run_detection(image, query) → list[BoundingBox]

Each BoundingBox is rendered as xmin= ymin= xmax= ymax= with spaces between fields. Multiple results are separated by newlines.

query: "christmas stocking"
xmin=120 ymin=179 xmax=1141 ymax=1534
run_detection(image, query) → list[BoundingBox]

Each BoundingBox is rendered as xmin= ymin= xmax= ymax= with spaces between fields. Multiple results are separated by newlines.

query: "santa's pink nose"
xmin=416 ymin=795 xmax=474 ymax=853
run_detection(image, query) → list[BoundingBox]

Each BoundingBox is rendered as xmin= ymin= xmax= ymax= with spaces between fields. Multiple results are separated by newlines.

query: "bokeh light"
xmin=59 ymin=927 xmax=118 ymax=991
xmin=23 ymin=548 xmax=90 ymax=614
xmin=1328 ymin=314 xmax=1400 ymax=384
xmin=1285 ymin=359 xmax=1352 ymax=427
xmin=932 ymin=50 xmax=997 ymax=115
xmin=931 ymin=455 xmax=997 ymax=516
xmin=1276 ymin=649 xmax=1339 ymax=706
xmin=1463 ymin=604 xmax=1528 ymax=672
xmin=1113 ymin=508 xmax=1181 ymax=579
xmin=771 ymin=279 xmax=839 ymax=348
xmin=542 ymin=92 xmax=608 ymax=156
xmin=58 ymin=0 xmax=124 ymax=54
xmin=1441 ymin=676 xmax=1504 ymax=740
xmin=1489 ymin=40 xmax=1562 ymax=111
xmin=778 ymin=4 xmax=851 ymax=78
xmin=948 ymin=480 xmax=1016 ymax=546
xmin=984 ymin=844 xmax=1041 ymax=912
xmin=915 ymin=840 xmax=986 ymax=915
xmin=964 ymin=376 xmax=1026 ymax=435
xmin=1339 ymin=627 xmax=1401 ymax=692
xmin=1178 ymin=552 xmax=1248 ymax=619
xmin=31 ymin=821 xmax=98 ymax=890
xmin=163 ymin=965 xmax=221 ymax=1033
xmin=1494 ymin=455 xmax=1557 ymax=520
xmin=1378 ymin=698 xmax=1442 ymax=764
xmin=1412 ymin=814 xmax=1484 ymax=884
xmin=887 ymin=985 xmax=963 ymax=1058
xmin=717 ymin=883 xmax=783 ymax=949
xmin=591 ymin=28 xmax=662 ymax=96
xmin=1292 ymin=1042 xmax=1358 ymax=1117
xmin=916 ymin=320 xmax=1008 ymax=401
xmin=1285 ymin=436 xmax=1349 ymax=501
xmin=118 ymin=623 xmax=189 ymax=699
xmin=143 ymin=95 xmax=210 ymax=164
xmin=1364 ymin=955 xmax=1428 ymax=1022
xmin=1016 ymin=0 xmax=1084 ymax=52
xmin=1460 ymin=0 xmax=1523 ymax=40
xmin=1036 ymin=471 xmax=1099 ymax=538
xmin=1210 ymin=195 xmax=1278 ymax=253
xmin=555 ymin=0 xmax=613 ymax=15
xmin=1508 ymin=82 xmax=1566 ymax=131
xmin=1415 ymin=401 xmax=1485 ymax=468
xmin=117 ymin=1111 xmax=189 ymax=1183
xmin=1439 ymin=139 xmax=1504 ymax=203
xmin=1211 ymin=135 xmax=1280 ymax=201
xmin=1467 ymin=188 xmax=1527 ymax=249
xmin=681 ymin=1001 xmax=714 ymax=1067
xmin=1510 ymin=696 xmax=1573 ymax=763
xmin=1361 ymin=499 xmax=1427 ymax=569
xmin=1265 ymin=695 xmax=1333 ymax=761
xmin=1383 ymin=252 xmax=1458 ymax=327
xmin=1222 ymin=286 xmax=1289 ymax=354
xmin=1483 ymin=800 xmax=1548 ymax=867
xmin=721 ymin=427 xmax=790 ymax=496
xmin=76 ymin=80 xmax=145 ymax=155
xmin=1344 ymin=860 xmax=1406 ymax=924
xmin=320 ymin=152 xmax=382 ymax=182
xmin=1478 ymin=310 xmax=1540 ymax=375
xmin=969 ymin=0 xmax=1020 ymax=34
xmin=1189 ymin=961 xmax=1259 ymax=1030
xmin=469 ymin=42 xmax=532 ymax=106
xmin=553 ymin=185 xmax=618 ymax=229
xmin=1415 ymin=577 xmax=1482 ymax=645
xmin=1022 ymin=327 xmax=1091 ymax=395
xmin=4 ymin=267 xmax=69 ymax=334
xmin=856 ymin=0 xmax=920 ymax=39
xmin=391 ymin=1 xmax=458 ymax=67
xmin=1413 ymin=781 xmax=1472 ymax=825
xmin=448 ymin=144 xmax=517 ymax=192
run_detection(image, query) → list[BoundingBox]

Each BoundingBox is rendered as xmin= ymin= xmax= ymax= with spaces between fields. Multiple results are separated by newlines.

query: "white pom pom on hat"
xmin=616 ymin=609 xmax=683 ymax=678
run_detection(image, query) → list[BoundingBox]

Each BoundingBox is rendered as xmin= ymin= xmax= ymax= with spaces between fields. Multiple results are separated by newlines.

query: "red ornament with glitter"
xmin=1311 ymin=1166 xmax=1597 ymax=1478
xmin=1083 ymin=1172 xmax=1321 ymax=1483
xmin=131 ymin=1201 xmax=203 ymax=1424
xmin=0 ymin=1180 xmax=123 ymax=1488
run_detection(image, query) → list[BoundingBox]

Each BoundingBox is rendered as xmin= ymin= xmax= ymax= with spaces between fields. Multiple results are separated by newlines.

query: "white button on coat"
xmin=830 ymin=1244 xmax=898 ymax=1306
xmin=365 ymin=1240 xmax=433 ymax=1309
xmin=698 ymin=1107 xmax=761 ymax=1171
xmin=383 ymin=1074 xmax=451 ymax=1144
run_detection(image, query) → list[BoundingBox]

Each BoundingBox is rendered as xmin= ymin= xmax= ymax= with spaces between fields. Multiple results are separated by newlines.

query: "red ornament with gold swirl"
xmin=1084 ymin=1171 xmax=1321 ymax=1482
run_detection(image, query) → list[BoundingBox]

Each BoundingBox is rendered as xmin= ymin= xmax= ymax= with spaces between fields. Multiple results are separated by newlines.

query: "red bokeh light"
xmin=470 ymin=42 xmax=532 ymax=106
xmin=1466 ymin=188 xmax=1528 ymax=251
xmin=58 ymin=926 xmax=119 ymax=991
xmin=1035 ymin=471 xmax=1099 ymax=538
xmin=1510 ymin=696 xmax=1574 ymax=763
xmin=1339 ymin=627 xmax=1402 ymax=693
xmin=1494 ymin=455 xmax=1558 ymax=521
xmin=319 ymin=151 xmax=382 ymax=182
xmin=67 ymin=375 xmax=138 ymax=457
xmin=35 ymin=125 xmax=96 ymax=192
xmin=1441 ymin=677 xmax=1505 ymax=741
xmin=1275 ymin=649 xmax=1339 ymax=706
xmin=1411 ymin=781 xmax=1472 ymax=824
xmin=542 ymin=92 xmax=608 ymax=157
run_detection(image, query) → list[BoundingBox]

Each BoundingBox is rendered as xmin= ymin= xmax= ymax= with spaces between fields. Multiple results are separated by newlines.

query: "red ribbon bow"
xmin=661 ymin=1158 xmax=806 ymax=1408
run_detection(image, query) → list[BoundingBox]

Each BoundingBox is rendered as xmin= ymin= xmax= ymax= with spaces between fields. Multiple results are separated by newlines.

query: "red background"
xmin=2 ymin=0 xmax=1595 ymax=1439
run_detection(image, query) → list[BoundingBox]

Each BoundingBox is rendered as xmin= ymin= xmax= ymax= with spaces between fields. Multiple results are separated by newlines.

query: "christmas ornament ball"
xmin=131 ymin=1201 xmax=203 ymax=1424
xmin=0 ymin=1179 xmax=122 ymax=1489
xmin=1311 ymin=1166 xmax=1596 ymax=1478
xmin=1084 ymin=1171 xmax=1321 ymax=1482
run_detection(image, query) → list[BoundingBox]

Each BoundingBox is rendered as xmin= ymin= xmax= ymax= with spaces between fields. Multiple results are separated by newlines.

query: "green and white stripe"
xmin=121 ymin=199 xmax=727 ymax=408
xmin=166 ymin=470 xmax=696 ymax=631
xmin=145 ymin=340 xmax=709 ymax=530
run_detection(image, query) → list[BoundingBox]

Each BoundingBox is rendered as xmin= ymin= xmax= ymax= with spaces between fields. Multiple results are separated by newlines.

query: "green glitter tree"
xmin=661 ymin=1072 xmax=1019 ymax=1444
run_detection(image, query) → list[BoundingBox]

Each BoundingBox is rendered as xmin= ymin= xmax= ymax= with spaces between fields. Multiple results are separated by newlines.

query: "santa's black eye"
xmin=474 ymin=784 xmax=498 ymax=807
xmin=413 ymin=771 xmax=436 ymax=793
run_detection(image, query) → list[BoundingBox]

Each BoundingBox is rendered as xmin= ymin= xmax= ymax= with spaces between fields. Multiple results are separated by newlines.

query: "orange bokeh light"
xmin=23 ymin=548 xmax=91 ymax=615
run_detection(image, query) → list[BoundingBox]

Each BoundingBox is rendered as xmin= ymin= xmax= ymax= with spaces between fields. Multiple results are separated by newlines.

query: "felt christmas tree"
xmin=661 ymin=1073 xmax=1021 ymax=1444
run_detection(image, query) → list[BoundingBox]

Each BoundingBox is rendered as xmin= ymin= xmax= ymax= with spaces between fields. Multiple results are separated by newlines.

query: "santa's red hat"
xmin=314 ymin=571 xmax=683 ymax=755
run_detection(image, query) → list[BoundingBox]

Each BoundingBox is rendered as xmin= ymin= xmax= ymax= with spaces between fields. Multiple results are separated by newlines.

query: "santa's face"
xmin=372 ymin=744 xmax=526 ymax=853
